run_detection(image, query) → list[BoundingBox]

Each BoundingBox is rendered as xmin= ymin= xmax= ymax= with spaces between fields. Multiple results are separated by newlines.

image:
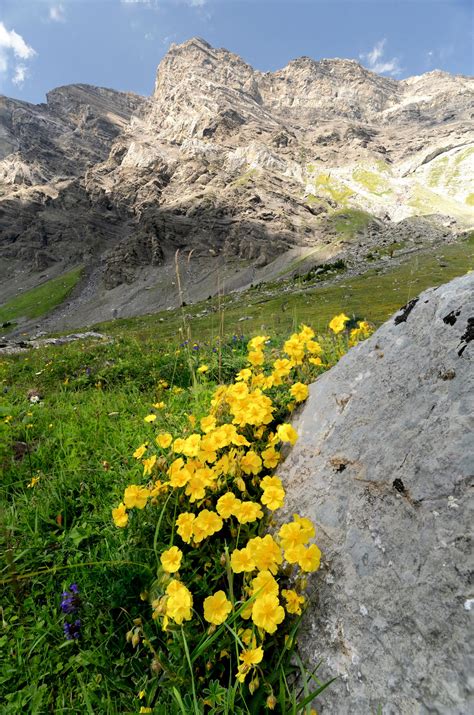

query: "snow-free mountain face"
xmin=0 ymin=37 xmax=473 ymax=328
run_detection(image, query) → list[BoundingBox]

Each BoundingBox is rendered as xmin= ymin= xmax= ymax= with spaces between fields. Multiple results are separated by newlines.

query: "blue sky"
xmin=0 ymin=0 xmax=472 ymax=104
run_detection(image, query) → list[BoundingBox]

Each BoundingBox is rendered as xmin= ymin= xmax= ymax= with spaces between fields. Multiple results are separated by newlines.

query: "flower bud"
xmin=266 ymin=694 xmax=277 ymax=710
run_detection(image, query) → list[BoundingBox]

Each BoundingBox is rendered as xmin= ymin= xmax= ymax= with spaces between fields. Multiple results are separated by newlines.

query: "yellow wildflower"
xmin=133 ymin=443 xmax=148 ymax=459
xmin=203 ymin=590 xmax=232 ymax=625
xmin=251 ymin=570 xmax=279 ymax=598
xmin=142 ymin=454 xmax=157 ymax=477
xmin=123 ymin=485 xmax=148 ymax=509
xmin=296 ymin=543 xmax=321 ymax=572
xmin=192 ymin=510 xmax=223 ymax=542
xmin=200 ymin=415 xmax=216 ymax=433
xmin=112 ymin=502 xmax=128 ymax=527
xmin=216 ymin=492 xmax=241 ymax=519
xmin=160 ymin=546 xmax=183 ymax=573
xmin=247 ymin=534 xmax=283 ymax=573
xmin=329 ymin=313 xmax=349 ymax=334
xmin=234 ymin=501 xmax=263 ymax=524
xmin=230 ymin=547 xmax=256 ymax=573
xmin=165 ymin=580 xmax=193 ymax=625
xmin=144 ymin=414 xmax=157 ymax=423
xmin=156 ymin=432 xmax=173 ymax=449
xmin=281 ymin=589 xmax=305 ymax=615
xmin=290 ymin=382 xmax=309 ymax=402
xmin=152 ymin=401 xmax=166 ymax=409
xmin=176 ymin=512 xmax=195 ymax=543
xmin=240 ymin=450 xmax=262 ymax=475
xmin=197 ymin=364 xmax=209 ymax=373
xmin=261 ymin=446 xmax=280 ymax=469
xmin=276 ymin=423 xmax=298 ymax=445
xmin=236 ymin=646 xmax=264 ymax=683
xmin=27 ymin=476 xmax=40 ymax=488
xmin=251 ymin=594 xmax=285 ymax=634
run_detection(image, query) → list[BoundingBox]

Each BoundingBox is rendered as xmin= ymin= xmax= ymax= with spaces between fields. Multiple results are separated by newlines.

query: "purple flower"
xmin=60 ymin=584 xmax=81 ymax=614
xmin=63 ymin=619 xmax=81 ymax=640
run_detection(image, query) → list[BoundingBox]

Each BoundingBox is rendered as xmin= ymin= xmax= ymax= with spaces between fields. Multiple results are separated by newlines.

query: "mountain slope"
xmin=0 ymin=37 xmax=472 ymax=331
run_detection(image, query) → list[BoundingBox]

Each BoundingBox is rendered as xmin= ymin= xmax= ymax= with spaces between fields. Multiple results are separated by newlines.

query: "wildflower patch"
xmin=113 ymin=319 xmax=373 ymax=711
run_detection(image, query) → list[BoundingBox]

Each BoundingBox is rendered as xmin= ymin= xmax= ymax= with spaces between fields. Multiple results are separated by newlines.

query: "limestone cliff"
xmin=0 ymin=38 xmax=472 ymax=327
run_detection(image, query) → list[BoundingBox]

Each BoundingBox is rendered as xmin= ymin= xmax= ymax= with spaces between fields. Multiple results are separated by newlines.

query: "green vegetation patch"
xmin=0 ymin=267 xmax=83 ymax=325
xmin=328 ymin=208 xmax=374 ymax=239
xmin=312 ymin=173 xmax=354 ymax=204
xmin=352 ymin=167 xmax=390 ymax=195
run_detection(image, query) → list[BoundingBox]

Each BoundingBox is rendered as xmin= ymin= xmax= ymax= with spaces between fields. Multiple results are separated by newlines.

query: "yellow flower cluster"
xmin=112 ymin=319 xmax=369 ymax=693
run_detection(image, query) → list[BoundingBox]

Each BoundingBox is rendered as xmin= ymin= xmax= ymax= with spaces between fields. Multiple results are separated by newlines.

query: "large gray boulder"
xmin=281 ymin=273 xmax=474 ymax=714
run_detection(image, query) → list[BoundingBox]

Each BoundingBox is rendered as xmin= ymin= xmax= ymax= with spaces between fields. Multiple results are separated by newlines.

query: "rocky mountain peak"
xmin=0 ymin=38 xmax=472 ymax=331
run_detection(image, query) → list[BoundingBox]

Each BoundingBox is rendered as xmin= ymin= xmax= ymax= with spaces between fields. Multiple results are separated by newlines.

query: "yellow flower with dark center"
xmin=203 ymin=590 xmax=232 ymax=625
xmin=251 ymin=594 xmax=285 ymax=634
xmin=123 ymin=485 xmax=148 ymax=509
xmin=144 ymin=414 xmax=157 ymax=423
xmin=197 ymin=364 xmax=209 ymax=373
xmin=281 ymin=589 xmax=305 ymax=615
xmin=112 ymin=502 xmax=128 ymax=528
xmin=230 ymin=547 xmax=256 ymax=573
xmin=329 ymin=313 xmax=349 ymax=334
xmin=160 ymin=546 xmax=183 ymax=573
xmin=156 ymin=432 xmax=173 ymax=449
xmin=290 ymin=382 xmax=309 ymax=402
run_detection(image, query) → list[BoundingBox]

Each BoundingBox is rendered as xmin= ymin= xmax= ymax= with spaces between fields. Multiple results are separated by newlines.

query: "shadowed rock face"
xmin=0 ymin=38 xmax=473 ymax=326
xmin=279 ymin=272 xmax=474 ymax=714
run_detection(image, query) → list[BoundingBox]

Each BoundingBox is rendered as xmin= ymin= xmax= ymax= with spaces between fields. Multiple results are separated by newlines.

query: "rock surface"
xmin=280 ymin=273 xmax=474 ymax=714
xmin=1 ymin=38 xmax=473 ymax=329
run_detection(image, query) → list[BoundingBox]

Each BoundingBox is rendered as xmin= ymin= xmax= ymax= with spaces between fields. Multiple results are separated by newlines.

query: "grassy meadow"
xmin=1 ymin=232 xmax=472 ymax=713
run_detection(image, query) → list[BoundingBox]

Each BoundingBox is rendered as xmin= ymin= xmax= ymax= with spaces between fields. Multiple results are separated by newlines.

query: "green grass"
xmin=352 ymin=168 xmax=390 ymax=195
xmin=327 ymin=209 xmax=374 ymax=239
xmin=0 ymin=267 xmax=83 ymax=325
xmin=93 ymin=235 xmax=473 ymax=344
xmin=1 ymin=330 xmax=338 ymax=713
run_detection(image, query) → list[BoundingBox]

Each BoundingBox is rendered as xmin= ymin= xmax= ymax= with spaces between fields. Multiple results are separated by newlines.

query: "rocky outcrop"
xmin=280 ymin=273 xmax=474 ymax=714
xmin=1 ymin=38 xmax=473 ymax=327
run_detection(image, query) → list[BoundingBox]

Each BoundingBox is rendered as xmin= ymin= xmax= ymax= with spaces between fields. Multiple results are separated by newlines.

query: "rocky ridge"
xmin=0 ymin=38 xmax=472 ymax=330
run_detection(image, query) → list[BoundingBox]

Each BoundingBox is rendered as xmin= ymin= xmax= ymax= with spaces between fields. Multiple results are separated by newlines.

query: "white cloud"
xmin=360 ymin=39 xmax=402 ymax=77
xmin=12 ymin=63 xmax=28 ymax=86
xmin=0 ymin=22 xmax=36 ymax=88
xmin=49 ymin=4 xmax=66 ymax=23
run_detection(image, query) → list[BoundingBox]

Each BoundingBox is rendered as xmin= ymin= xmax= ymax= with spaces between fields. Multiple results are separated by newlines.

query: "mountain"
xmin=0 ymin=37 xmax=473 ymax=330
